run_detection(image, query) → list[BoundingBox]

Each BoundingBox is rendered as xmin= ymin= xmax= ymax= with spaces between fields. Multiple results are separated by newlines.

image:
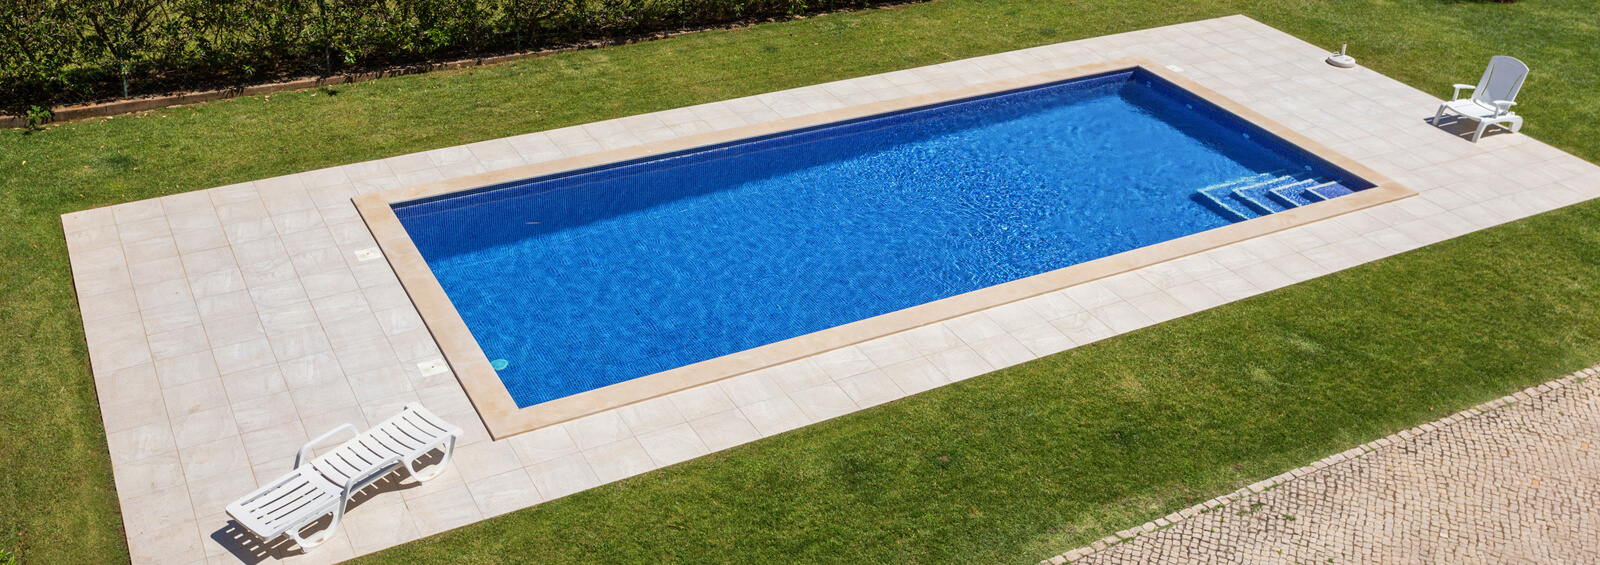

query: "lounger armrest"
xmin=403 ymin=402 xmax=466 ymax=439
xmin=296 ymin=423 xmax=358 ymax=468
xmin=1451 ymin=84 xmax=1475 ymax=100
xmin=1492 ymin=100 xmax=1517 ymax=117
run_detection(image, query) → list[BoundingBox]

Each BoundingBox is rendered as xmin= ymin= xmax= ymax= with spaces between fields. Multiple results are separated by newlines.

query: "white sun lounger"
xmin=1434 ymin=55 xmax=1529 ymax=143
xmin=225 ymin=403 xmax=463 ymax=550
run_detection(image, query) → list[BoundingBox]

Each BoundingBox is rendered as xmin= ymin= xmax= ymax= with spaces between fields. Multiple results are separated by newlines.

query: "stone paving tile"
xmin=59 ymin=14 xmax=1600 ymax=565
xmin=1042 ymin=367 xmax=1600 ymax=565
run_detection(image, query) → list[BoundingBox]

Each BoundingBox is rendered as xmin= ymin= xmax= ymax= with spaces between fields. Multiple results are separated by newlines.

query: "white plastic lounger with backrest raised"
xmin=225 ymin=403 xmax=463 ymax=551
xmin=1434 ymin=55 xmax=1529 ymax=143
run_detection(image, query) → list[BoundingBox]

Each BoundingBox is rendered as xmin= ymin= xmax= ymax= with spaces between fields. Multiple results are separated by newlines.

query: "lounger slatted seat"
xmin=226 ymin=403 xmax=463 ymax=550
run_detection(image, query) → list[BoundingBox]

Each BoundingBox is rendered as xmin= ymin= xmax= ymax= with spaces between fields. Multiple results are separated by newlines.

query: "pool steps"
xmin=1193 ymin=173 xmax=1354 ymax=222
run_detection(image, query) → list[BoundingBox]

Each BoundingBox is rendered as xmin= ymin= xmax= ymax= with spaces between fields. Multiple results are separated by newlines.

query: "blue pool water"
xmin=396 ymin=69 xmax=1369 ymax=407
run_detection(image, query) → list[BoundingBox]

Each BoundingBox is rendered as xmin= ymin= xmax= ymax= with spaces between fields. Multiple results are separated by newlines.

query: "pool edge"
xmin=354 ymin=56 xmax=1416 ymax=440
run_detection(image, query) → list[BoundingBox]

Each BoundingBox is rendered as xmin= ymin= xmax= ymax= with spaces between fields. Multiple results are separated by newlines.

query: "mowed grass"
xmin=0 ymin=0 xmax=1597 ymax=562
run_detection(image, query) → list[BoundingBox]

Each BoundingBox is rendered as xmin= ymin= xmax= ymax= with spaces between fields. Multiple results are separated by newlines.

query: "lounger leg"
xmin=407 ymin=435 xmax=457 ymax=483
xmin=286 ymin=524 xmax=332 ymax=552
xmin=1472 ymin=120 xmax=1491 ymax=143
xmin=1509 ymin=116 xmax=1524 ymax=133
xmin=1433 ymin=105 xmax=1447 ymax=125
xmin=286 ymin=488 xmax=351 ymax=551
xmin=285 ymin=510 xmax=341 ymax=550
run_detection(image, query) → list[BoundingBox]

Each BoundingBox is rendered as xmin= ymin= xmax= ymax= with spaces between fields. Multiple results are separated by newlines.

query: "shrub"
xmin=0 ymin=0 xmax=904 ymax=115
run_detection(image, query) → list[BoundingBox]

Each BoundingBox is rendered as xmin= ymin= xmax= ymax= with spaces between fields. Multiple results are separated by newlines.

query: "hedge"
xmin=0 ymin=0 xmax=898 ymax=116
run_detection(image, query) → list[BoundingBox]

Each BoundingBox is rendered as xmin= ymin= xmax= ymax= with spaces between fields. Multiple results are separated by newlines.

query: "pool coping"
xmin=354 ymin=56 xmax=1415 ymax=440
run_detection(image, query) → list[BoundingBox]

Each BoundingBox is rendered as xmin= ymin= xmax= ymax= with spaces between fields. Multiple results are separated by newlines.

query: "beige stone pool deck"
xmin=63 ymin=15 xmax=1600 ymax=565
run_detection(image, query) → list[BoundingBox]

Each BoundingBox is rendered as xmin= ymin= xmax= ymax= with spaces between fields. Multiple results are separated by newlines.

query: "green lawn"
xmin=1 ymin=0 xmax=1597 ymax=563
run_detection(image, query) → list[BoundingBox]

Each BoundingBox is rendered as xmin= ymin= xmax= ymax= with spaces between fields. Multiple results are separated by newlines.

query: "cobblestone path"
xmin=1045 ymin=368 xmax=1600 ymax=564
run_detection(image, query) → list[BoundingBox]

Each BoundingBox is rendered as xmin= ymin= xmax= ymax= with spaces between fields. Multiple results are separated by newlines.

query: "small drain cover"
xmin=354 ymin=247 xmax=383 ymax=262
xmin=1164 ymin=64 xmax=1184 ymax=72
xmin=417 ymin=358 xmax=450 ymax=377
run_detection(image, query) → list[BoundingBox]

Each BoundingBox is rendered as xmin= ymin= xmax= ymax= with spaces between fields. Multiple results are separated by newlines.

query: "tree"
xmin=79 ymin=0 xmax=170 ymax=97
xmin=0 ymin=0 xmax=84 ymax=112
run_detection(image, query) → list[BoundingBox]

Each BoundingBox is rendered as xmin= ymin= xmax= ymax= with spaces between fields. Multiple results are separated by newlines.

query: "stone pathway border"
xmin=1040 ymin=364 xmax=1600 ymax=564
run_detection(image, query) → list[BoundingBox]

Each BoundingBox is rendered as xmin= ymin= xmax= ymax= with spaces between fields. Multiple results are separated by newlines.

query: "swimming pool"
xmin=388 ymin=66 xmax=1373 ymax=409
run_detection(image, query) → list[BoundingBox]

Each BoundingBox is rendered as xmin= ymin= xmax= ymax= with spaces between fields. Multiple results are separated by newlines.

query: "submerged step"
xmin=1307 ymin=182 xmax=1355 ymax=201
xmin=1195 ymin=174 xmax=1277 ymax=222
xmin=1194 ymin=193 xmax=1253 ymax=222
xmin=1264 ymin=178 xmax=1352 ymax=210
xmin=1195 ymin=172 xmax=1356 ymax=222
xmin=1233 ymin=177 xmax=1313 ymax=215
xmin=1270 ymin=181 xmax=1317 ymax=208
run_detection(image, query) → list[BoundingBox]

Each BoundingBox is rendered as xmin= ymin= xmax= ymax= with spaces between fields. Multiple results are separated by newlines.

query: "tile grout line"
xmin=1036 ymin=364 xmax=1600 ymax=565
